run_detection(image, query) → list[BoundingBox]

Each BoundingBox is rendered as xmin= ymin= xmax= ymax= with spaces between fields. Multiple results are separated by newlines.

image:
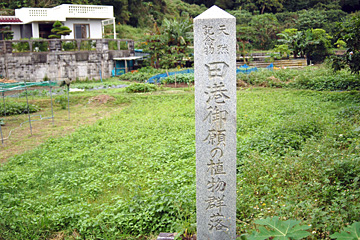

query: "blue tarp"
xmin=145 ymin=64 xmax=274 ymax=83
xmin=236 ymin=63 xmax=275 ymax=74
xmin=266 ymin=63 xmax=274 ymax=70
xmin=236 ymin=64 xmax=258 ymax=74
xmin=147 ymin=69 xmax=194 ymax=84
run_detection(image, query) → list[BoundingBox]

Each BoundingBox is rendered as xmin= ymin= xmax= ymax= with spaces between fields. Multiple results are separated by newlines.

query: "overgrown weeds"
xmin=238 ymin=66 xmax=360 ymax=91
xmin=0 ymin=88 xmax=359 ymax=239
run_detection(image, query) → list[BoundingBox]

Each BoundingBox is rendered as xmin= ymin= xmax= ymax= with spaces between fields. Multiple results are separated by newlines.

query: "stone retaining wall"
xmin=0 ymin=39 xmax=134 ymax=82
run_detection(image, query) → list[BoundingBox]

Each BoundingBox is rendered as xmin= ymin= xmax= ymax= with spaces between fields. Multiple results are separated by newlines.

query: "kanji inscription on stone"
xmin=194 ymin=5 xmax=237 ymax=240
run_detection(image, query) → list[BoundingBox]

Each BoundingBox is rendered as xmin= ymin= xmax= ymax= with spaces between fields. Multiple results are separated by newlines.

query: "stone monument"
xmin=194 ymin=6 xmax=237 ymax=240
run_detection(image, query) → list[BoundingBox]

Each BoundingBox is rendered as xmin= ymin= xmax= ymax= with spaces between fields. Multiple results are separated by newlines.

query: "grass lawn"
xmin=0 ymin=87 xmax=359 ymax=239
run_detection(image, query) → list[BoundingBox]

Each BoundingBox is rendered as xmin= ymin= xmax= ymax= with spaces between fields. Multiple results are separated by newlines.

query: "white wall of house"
xmin=5 ymin=5 xmax=113 ymax=40
xmin=11 ymin=25 xmax=21 ymax=39
xmin=62 ymin=19 xmax=102 ymax=39
xmin=31 ymin=22 xmax=39 ymax=38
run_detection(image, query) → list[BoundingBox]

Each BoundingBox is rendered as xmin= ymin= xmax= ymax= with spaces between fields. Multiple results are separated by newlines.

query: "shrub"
xmin=125 ymin=83 xmax=157 ymax=93
xmin=238 ymin=66 xmax=360 ymax=91
xmin=118 ymin=67 xmax=168 ymax=82
xmin=162 ymin=73 xmax=194 ymax=84
xmin=31 ymin=38 xmax=48 ymax=52
xmin=62 ymin=41 xmax=76 ymax=51
xmin=80 ymin=40 xmax=96 ymax=51
xmin=12 ymin=39 xmax=30 ymax=52
xmin=55 ymin=95 xmax=68 ymax=109
xmin=0 ymin=101 xmax=39 ymax=116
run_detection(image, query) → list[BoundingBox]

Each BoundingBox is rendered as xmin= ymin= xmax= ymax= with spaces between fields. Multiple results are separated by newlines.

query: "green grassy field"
xmin=0 ymin=88 xmax=359 ymax=239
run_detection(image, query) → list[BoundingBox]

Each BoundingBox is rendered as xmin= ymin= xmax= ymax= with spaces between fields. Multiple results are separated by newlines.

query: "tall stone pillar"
xmin=194 ymin=6 xmax=237 ymax=240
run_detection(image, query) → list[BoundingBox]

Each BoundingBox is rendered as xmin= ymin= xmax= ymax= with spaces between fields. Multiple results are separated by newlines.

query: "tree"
xmin=277 ymin=28 xmax=332 ymax=62
xmin=236 ymin=26 xmax=256 ymax=63
xmin=303 ymin=28 xmax=332 ymax=64
xmin=0 ymin=26 xmax=14 ymax=40
xmin=249 ymin=14 xmax=280 ymax=49
xmin=283 ymin=0 xmax=343 ymax=12
xmin=340 ymin=0 xmax=360 ymax=12
xmin=140 ymin=17 xmax=193 ymax=69
xmin=332 ymin=14 xmax=360 ymax=75
xmin=162 ymin=17 xmax=193 ymax=46
xmin=235 ymin=0 xmax=285 ymax=13
xmin=275 ymin=12 xmax=298 ymax=30
xmin=323 ymin=9 xmax=348 ymax=35
xmin=215 ymin=0 xmax=234 ymax=9
xmin=297 ymin=9 xmax=327 ymax=30
xmin=228 ymin=9 xmax=253 ymax=25
xmin=277 ymin=28 xmax=301 ymax=58
xmin=48 ymin=21 xmax=71 ymax=39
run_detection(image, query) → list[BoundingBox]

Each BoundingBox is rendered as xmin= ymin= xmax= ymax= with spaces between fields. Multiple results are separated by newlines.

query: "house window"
xmin=39 ymin=23 xmax=53 ymax=39
xmin=74 ymin=24 xmax=90 ymax=39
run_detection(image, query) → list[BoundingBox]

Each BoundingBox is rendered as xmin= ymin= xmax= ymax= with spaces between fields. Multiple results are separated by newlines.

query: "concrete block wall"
xmin=0 ymin=39 xmax=133 ymax=82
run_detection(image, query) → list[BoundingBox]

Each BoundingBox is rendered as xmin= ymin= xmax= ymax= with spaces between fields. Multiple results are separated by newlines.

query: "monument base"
xmin=156 ymin=232 xmax=197 ymax=240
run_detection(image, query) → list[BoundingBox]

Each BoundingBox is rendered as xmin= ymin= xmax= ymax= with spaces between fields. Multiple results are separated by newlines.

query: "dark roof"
xmin=0 ymin=17 xmax=22 ymax=23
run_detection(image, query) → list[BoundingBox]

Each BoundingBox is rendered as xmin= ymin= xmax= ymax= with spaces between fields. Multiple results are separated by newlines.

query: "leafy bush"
xmin=125 ymin=83 xmax=157 ymax=93
xmin=55 ymin=95 xmax=68 ymax=109
xmin=330 ymin=222 xmax=360 ymax=240
xmin=107 ymin=40 xmax=127 ymax=51
xmin=0 ymin=89 xmax=359 ymax=239
xmin=31 ymin=39 xmax=48 ymax=52
xmin=62 ymin=41 xmax=76 ymax=51
xmin=18 ymin=89 xmax=48 ymax=97
xmin=12 ymin=39 xmax=30 ymax=52
xmin=247 ymin=217 xmax=310 ymax=240
xmin=0 ymin=101 xmax=39 ymax=116
xmin=116 ymin=24 xmax=148 ymax=41
xmin=238 ymin=66 xmax=360 ymax=91
xmin=336 ymin=106 xmax=360 ymax=123
xmin=238 ymin=119 xmax=323 ymax=157
xmin=118 ymin=72 xmax=155 ymax=82
xmin=162 ymin=73 xmax=194 ymax=84
xmin=118 ymin=67 xmax=169 ymax=82
xmin=246 ymin=217 xmax=360 ymax=240
xmin=80 ymin=40 xmax=96 ymax=51
xmin=108 ymin=40 xmax=118 ymax=50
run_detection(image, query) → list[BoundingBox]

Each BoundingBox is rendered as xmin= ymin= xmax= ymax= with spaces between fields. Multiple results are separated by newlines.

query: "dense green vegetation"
xmin=70 ymin=77 xmax=129 ymax=90
xmin=117 ymin=65 xmax=360 ymax=91
xmin=125 ymin=83 xmax=157 ymax=93
xmin=1 ymin=0 xmax=360 ymax=238
xmin=2 ymin=0 xmax=359 ymax=50
xmin=238 ymin=66 xmax=360 ymax=91
xmin=0 ymin=85 xmax=359 ymax=239
xmin=0 ymin=100 xmax=39 ymax=117
xmin=2 ymin=0 xmax=360 ymax=71
xmin=332 ymin=13 xmax=360 ymax=75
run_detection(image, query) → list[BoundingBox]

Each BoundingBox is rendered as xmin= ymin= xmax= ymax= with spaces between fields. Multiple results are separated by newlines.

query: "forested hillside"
xmin=1 ymin=0 xmax=359 ymax=27
xmin=1 ymin=0 xmax=360 ymax=52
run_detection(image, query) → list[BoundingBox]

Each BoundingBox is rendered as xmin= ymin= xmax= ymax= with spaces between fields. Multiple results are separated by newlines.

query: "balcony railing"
xmin=0 ymin=38 xmax=134 ymax=54
xmin=67 ymin=5 xmax=112 ymax=17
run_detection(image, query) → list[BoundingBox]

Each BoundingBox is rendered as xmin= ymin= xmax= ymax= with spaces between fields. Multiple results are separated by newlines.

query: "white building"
xmin=0 ymin=4 xmax=115 ymax=40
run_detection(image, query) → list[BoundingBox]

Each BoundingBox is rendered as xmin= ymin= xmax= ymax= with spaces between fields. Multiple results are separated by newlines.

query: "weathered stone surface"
xmin=194 ymin=5 xmax=237 ymax=240
xmin=75 ymin=52 xmax=89 ymax=61
xmin=0 ymin=40 xmax=132 ymax=82
xmin=32 ymin=53 xmax=47 ymax=63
